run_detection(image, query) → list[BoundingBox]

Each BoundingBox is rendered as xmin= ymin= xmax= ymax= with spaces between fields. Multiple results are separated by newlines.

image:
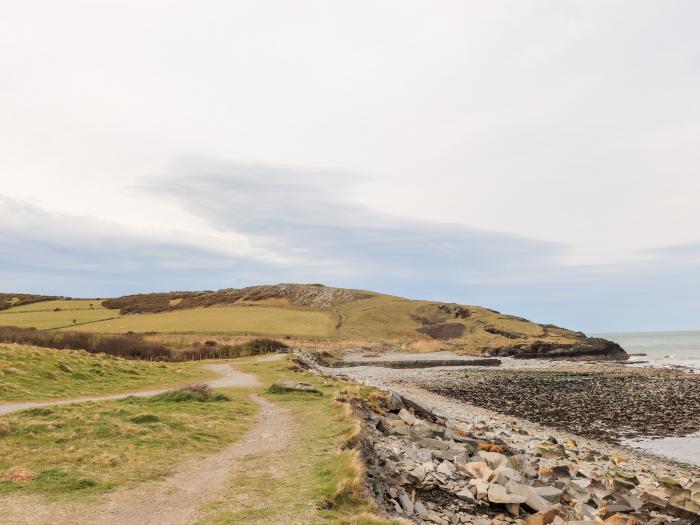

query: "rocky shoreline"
xmin=302 ymin=354 xmax=700 ymax=524
xmin=323 ymin=360 xmax=700 ymax=444
xmin=420 ymin=368 xmax=700 ymax=443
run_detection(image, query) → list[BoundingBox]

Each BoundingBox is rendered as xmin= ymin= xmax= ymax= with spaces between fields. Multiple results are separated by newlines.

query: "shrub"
xmin=57 ymin=362 xmax=73 ymax=373
xmin=130 ymin=414 xmax=160 ymax=424
xmin=0 ymin=325 xmax=171 ymax=360
xmin=151 ymin=383 xmax=229 ymax=402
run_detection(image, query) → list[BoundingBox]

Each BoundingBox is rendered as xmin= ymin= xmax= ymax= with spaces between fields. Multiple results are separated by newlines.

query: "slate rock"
xmin=488 ymin=483 xmax=528 ymax=504
xmin=506 ymin=481 xmax=555 ymax=512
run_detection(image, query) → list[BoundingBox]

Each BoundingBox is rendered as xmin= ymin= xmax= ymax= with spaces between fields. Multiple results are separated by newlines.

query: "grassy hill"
xmin=0 ymin=284 xmax=625 ymax=359
xmin=0 ymin=343 xmax=210 ymax=401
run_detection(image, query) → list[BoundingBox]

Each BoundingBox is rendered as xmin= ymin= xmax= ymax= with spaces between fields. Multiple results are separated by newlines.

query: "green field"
xmin=66 ymin=306 xmax=336 ymax=337
xmin=0 ymin=300 xmax=118 ymax=330
xmin=0 ymin=351 xmax=395 ymax=523
xmin=0 ymin=344 xmax=210 ymax=401
xmin=2 ymin=300 xmax=106 ymax=313
xmin=0 ymin=287 xmax=579 ymax=354
xmin=0 ymin=387 xmax=257 ymax=497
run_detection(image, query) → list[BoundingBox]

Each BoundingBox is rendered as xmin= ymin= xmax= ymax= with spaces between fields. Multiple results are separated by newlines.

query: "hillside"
xmin=0 ymin=293 xmax=65 ymax=311
xmin=0 ymin=284 xmax=626 ymax=359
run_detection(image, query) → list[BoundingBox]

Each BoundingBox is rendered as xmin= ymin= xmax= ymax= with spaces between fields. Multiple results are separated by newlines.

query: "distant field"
xmin=0 ymin=344 xmax=210 ymax=401
xmin=0 ymin=290 xmax=580 ymax=353
xmin=67 ymin=306 xmax=336 ymax=337
xmin=2 ymin=299 xmax=106 ymax=313
xmin=0 ymin=300 xmax=116 ymax=330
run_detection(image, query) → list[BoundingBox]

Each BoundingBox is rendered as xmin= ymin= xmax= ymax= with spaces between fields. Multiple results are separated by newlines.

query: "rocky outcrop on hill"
xmin=103 ymin=284 xmax=373 ymax=314
xmin=487 ymin=338 xmax=628 ymax=361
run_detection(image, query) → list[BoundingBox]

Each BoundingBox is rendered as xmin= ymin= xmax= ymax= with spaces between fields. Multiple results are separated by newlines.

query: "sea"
xmin=597 ymin=330 xmax=700 ymax=372
xmin=595 ymin=330 xmax=700 ymax=466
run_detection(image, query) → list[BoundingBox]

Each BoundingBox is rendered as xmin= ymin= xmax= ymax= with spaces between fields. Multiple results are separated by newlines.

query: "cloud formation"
xmin=2 ymin=160 xmax=699 ymax=332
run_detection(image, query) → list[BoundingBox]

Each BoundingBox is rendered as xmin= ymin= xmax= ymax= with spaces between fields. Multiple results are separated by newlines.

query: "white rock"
xmin=398 ymin=408 xmax=416 ymax=425
xmin=437 ymin=461 xmax=456 ymax=476
xmin=399 ymin=492 xmax=414 ymax=514
xmin=478 ymin=450 xmax=508 ymax=469
xmin=487 ymin=483 xmax=527 ymax=504
xmin=456 ymin=461 xmax=494 ymax=481
xmin=456 ymin=488 xmax=476 ymax=502
xmin=470 ymin=479 xmax=490 ymax=500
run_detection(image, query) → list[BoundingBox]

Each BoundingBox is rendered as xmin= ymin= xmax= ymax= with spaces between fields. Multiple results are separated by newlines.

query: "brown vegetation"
xmin=102 ymin=283 xmax=372 ymax=314
xmin=416 ymin=322 xmax=465 ymax=340
xmin=0 ymin=325 xmax=287 ymax=361
xmin=0 ymin=293 xmax=64 ymax=311
xmin=0 ymin=325 xmax=170 ymax=359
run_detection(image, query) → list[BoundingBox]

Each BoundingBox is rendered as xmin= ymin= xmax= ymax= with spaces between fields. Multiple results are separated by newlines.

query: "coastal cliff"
xmin=94 ymin=284 xmax=628 ymax=361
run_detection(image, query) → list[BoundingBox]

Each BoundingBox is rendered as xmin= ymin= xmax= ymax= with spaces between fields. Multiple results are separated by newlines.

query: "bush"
xmin=0 ymin=325 xmax=171 ymax=360
xmin=130 ymin=414 xmax=160 ymax=424
xmin=151 ymin=384 xmax=229 ymax=402
xmin=175 ymin=338 xmax=289 ymax=360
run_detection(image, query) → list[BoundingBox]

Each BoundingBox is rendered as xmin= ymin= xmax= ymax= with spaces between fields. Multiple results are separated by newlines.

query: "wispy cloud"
xmin=2 ymin=161 xmax=699 ymax=332
xmin=147 ymin=158 xmax=560 ymax=279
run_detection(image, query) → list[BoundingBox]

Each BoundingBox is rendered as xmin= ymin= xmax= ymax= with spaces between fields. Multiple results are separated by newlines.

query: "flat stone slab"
xmin=333 ymin=358 xmax=501 ymax=369
xmin=270 ymin=380 xmax=322 ymax=395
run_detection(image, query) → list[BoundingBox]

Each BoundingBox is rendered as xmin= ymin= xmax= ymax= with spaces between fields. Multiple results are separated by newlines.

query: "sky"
xmin=1 ymin=1 xmax=699 ymax=332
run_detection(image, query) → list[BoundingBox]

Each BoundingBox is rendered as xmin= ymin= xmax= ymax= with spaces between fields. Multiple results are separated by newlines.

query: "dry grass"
xmin=0 ymin=387 xmax=257 ymax=498
xmin=0 ymin=344 xmax=210 ymax=401
xmin=66 ymin=306 xmax=335 ymax=338
xmin=195 ymin=358 xmax=398 ymax=525
xmin=1 ymin=289 xmax=582 ymax=357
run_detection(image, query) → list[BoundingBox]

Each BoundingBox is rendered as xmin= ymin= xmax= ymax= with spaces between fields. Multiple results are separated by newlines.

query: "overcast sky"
xmin=1 ymin=1 xmax=699 ymax=332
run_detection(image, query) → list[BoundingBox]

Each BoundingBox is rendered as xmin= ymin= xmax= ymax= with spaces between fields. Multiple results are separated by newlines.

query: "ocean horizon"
xmin=596 ymin=329 xmax=700 ymax=372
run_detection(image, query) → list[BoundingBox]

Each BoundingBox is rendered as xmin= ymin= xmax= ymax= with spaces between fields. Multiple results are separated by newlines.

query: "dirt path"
xmin=1 ymin=361 xmax=293 ymax=525
xmin=0 ymin=360 xmax=274 ymax=417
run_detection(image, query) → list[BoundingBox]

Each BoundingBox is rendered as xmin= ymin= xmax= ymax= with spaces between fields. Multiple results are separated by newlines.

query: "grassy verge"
xmin=0 ymin=387 xmax=257 ymax=499
xmin=0 ymin=344 xmax=213 ymax=401
xmin=196 ymin=357 xmax=397 ymax=525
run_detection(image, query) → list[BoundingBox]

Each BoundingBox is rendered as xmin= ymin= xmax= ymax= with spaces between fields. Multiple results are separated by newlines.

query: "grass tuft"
xmin=129 ymin=413 xmax=160 ymax=424
xmin=151 ymin=384 xmax=230 ymax=403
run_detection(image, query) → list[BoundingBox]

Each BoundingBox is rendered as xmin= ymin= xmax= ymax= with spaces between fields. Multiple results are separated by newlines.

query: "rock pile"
xmin=359 ymin=391 xmax=700 ymax=525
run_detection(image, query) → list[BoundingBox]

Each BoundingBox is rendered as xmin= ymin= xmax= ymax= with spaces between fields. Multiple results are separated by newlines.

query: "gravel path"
xmin=0 ymin=361 xmax=267 ymax=417
xmin=0 ymin=356 xmax=292 ymax=525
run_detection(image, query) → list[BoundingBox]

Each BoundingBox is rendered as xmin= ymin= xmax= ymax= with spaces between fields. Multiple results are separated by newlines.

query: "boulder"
xmin=604 ymin=514 xmax=642 ymax=525
xmin=506 ymin=482 xmax=555 ymax=512
xmin=456 ymin=487 xmax=476 ymax=502
xmin=436 ymin=461 xmax=456 ymax=477
xmin=457 ymin=461 xmax=494 ymax=481
xmin=488 ymin=483 xmax=528 ymax=504
xmin=478 ymin=451 xmax=508 ymax=469
xmin=525 ymin=505 xmax=563 ymax=525
xmin=385 ymin=391 xmax=404 ymax=411
xmin=470 ymin=479 xmax=490 ymax=500
xmin=534 ymin=485 xmax=563 ymax=503
xmin=399 ymin=492 xmax=414 ymax=514
xmin=398 ymin=408 xmax=416 ymax=425
xmin=411 ymin=420 xmax=444 ymax=438
xmin=270 ymin=380 xmax=321 ymax=394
